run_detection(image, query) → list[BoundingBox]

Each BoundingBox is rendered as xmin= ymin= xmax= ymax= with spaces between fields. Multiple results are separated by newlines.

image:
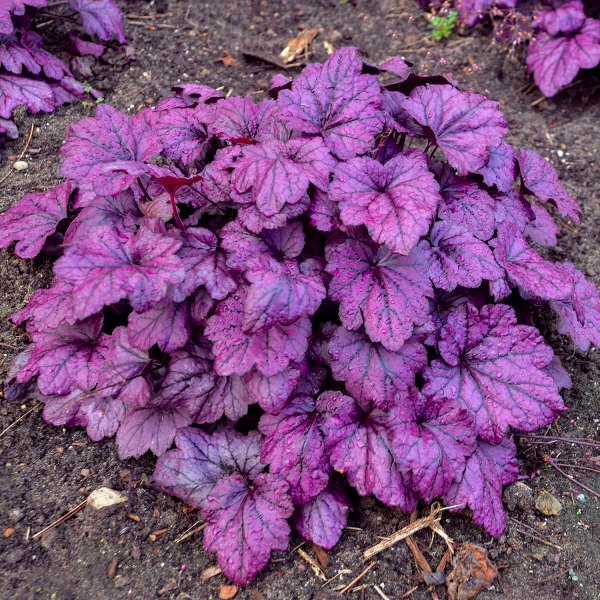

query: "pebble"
xmin=535 ymin=490 xmax=562 ymax=516
xmin=13 ymin=160 xmax=28 ymax=171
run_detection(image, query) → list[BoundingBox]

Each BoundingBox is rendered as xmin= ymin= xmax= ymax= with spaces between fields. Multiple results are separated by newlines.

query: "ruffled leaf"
xmin=423 ymin=303 xmax=565 ymax=442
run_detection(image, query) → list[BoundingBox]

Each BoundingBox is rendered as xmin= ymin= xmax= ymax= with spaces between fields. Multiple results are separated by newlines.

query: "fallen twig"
xmin=0 ymin=403 xmax=42 ymax=438
xmin=508 ymin=518 xmax=562 ymax=551
xmin=520 ymin=434 xmax=600 ymax=448
xmin=363 ymin=503 xmax=457 ymax=560
xmin=548 ymin=458 xmax=600 ymax=499
xmin=0 ymin=123 xmax=35 ymax=187
xmin=174 ymin=520 xmax=206 ymax=544
xmin=339 ymin=562 xmax=375 ymax=594
xmin=32 ymin=497 xmax=88 ymax=540
xmin=297 ymin=548 xmax=326 ymax=581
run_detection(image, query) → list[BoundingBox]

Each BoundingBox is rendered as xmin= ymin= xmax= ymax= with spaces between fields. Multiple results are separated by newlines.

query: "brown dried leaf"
xmin=221 ymin=51 xmax=236 ymax=68
xmin=446 ymin=543 xmax=498 ymax=600
xmin=311 ymin=542 xmax=329 ymax=569
xmin=200 ymin=565 xmax=222 ymax=581
xmin=280 ymin=28 xmax=322 ymax=64
xmin=219 ymin=584 xmax=239 ymax=599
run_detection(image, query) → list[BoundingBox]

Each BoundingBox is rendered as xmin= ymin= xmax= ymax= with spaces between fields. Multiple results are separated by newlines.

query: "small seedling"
xmin=431 ymin=10 xmax=458 ymax=41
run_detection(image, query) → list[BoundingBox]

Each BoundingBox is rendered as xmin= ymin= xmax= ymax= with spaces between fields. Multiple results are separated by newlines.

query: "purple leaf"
xmin=325 ymin=237 xmax=432 ymax=351
xmin=80 ymin=394 xmax=126 ymax=441
xmin=12 ymin=280 xmax=76 ymax=330
xmin=210 ymin=95 xmax=279 ymax=142
xmin=244 ymin=365 xmax=302 ymax=413
xmin=205 ymin=287 xmax=311 ymax=377
xmin=291 ymin=482 xmax=351 ymax=550
xmin=394 ymin=390 xmax=476 ymax=501
xmin=42 ymin=390 xmax=88 ymax=429
xmin=550 ymin=263 xmax=600 ymax=351
xmin=278 ymin=46 xmax=384 ymax=159
xmin=492 ymin=222 xmax=573 ymax=301
xmin=526 ymin=18 xmax=600 ymax=98
xmin=0 ymin=182 xmax=71 ymax=258
xmin=436 ymin=165 xmax=496 ymax=240
xmin=444 ymin=437 xmax=519 ymax=537
xmin=127 ymin=300 xmax=191 ymax=352
xmin=233 ymin=136 xmax=334 ymax=217
xmin=327 ymin=326 xmax=426 ymax=409
xmin=192 ymin=374 xmax=250 ymax=424
xmin=60 ymin=104 xmax=161 ymax=195
xmin=65 ymin=191 xmax=142 ymax=240
xmin=523 ymin=203 xmax=559 ymax=247
xmin=174 ymin=227 xmax=237 ymax=302
xmin=55 ymin=225 xmax=184 ymax=319
xmin=116 ymin=398 xmax=192 ymax=458
xmin=533 ymin=0 xmax=586 ymax=36
xmin=238 ymin=195 xmax=310 ymax=234
xmin=0 ymin=74 xmax=54 ymax=119
xmin=318 ymin=390 xmax=418 ymax=510
xmin=259 ymin=393 xmax=330 ymax=504
xmin=152 ymin=105 xmax=212 ymax=164
xmin=400 ymin=84 xmax=508 ymax=175
xmin=428 ymin=221 xmax=503 ymax=291
xmin=331 ymin=151 xmax=441 ymax=255
xmin=69 ymin=0 xmax=126 ymax=43
xmin=19 ymin=315 xmax=106 ymax=396
xmin=517 ymin=148 xmax=581 ymax=221
xmin=152 ymin=427 xmax=262 ymax=509
xmin=244 ymin=255 xmax=326 ymax=331
xmin=203 ymin=472 xmax=293 ymax=586
xmin=221 ymin=219 xmax=305 ymax=271
xmin=423 ymin=303 xmax=565 ymax=442
xmin=476 ymin=141 xmax=516 ymax=193
xmin=309 ymin=188 xmax=341 ymax=232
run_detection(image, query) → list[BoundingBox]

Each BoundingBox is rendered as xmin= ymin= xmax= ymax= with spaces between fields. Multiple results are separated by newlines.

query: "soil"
xmin=0 ymin=1 xmax=599 ymax=599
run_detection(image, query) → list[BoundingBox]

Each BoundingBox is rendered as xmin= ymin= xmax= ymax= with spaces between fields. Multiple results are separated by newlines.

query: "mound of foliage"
xmin=418 ymin=0 xmax=600 ymax=97
xmin=0 ymin=0 xmax=125 ymax=144
xmin=2 ymin=47 xmax=600 ymax=585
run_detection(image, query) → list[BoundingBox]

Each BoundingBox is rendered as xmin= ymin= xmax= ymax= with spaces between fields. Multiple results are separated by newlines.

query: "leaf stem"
xmin=519 ymin=434 xmax=600 ymax=448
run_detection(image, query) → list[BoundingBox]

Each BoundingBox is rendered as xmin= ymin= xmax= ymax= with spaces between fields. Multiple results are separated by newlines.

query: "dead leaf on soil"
xmin=200 ymin=565 xmax=222 ymax=581
xmin=87 ymin=487 xmax=126 ymax=510
xmin=446 ymin=542 xmax=498 ymax=600
xmin=219 ymin=584 xmax=239 ymax=599
xmin=280 ymin=28 xmax=322 ymax=64
xmin=221 ymin=51 xmax=237 ymax=68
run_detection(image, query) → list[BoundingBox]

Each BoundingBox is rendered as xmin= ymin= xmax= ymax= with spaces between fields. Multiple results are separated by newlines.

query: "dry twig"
xmin=339 ymin=562 xmax=375 ymax=594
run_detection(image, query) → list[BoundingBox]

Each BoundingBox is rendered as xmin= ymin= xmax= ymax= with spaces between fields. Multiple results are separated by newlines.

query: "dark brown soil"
xmin=1 ymin=2 xmax=599 ymax=599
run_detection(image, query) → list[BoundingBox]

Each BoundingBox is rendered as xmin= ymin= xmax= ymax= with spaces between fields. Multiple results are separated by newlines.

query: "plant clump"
xmin=0 ymin=0 xmax=125 ymax=146
xmin=417 ymin=0 xmax=600 ymax=97
xmin=2 ymin=47 xmax=599 ymax=585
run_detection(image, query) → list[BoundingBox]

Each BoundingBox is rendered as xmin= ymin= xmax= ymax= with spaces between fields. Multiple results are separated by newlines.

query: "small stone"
xmin=503 ymin=481 xmax=534 ymax=512
xmin=13 ymin=160 xmax=28 ymax=171
xmin=8 ymin=508 xmax=24 ymax=523
xmin=535 ymin=490 xmax=562 ymax=516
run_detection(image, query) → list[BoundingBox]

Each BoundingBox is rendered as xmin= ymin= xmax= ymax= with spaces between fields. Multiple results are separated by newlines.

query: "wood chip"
xmin=127 ymin=513 xmax=141 ymax=522
xmin=108 ymin=557 xmax=118 ymax=579
xmin=148 ymin=527 xmax=170 ymax=542
xmin=219 ymin=584 xmax=239 ymax=599
xmin=3 ymin=527 xmax=15 ymax=538
xmin=311 ymin=542 xmax=329 ymax=569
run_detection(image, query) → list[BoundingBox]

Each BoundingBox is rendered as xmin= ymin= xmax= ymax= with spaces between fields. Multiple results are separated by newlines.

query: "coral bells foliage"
xmin=2 ymin=47 xmax=600 ymax=584
xmin=0 ymin=0 xmax=125 ymax=142
xmin=418 ymin=0 xmax=600 ymax=97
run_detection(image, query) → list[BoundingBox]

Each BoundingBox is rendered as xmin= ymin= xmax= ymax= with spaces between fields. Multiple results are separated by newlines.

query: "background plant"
xmin=2 ymin=47 xmax=599 ymax=585
xmin=0 ymin=0 xmax=125 ymax=147
xmin=417 ymin=0 xmax=600 ymax=97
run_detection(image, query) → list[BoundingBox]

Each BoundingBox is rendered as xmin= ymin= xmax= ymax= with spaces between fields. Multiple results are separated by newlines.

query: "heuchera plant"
xmin=2 ymin=47 xmax=600 ymax=585
xmin=0 ymin=0 xmax=125 ymax=144
xmin=417 ymin=0 xmax=600 ymax=97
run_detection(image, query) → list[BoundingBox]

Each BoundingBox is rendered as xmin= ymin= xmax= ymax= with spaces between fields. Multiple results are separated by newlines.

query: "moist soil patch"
xmin=1 ymin=2 xmax=598 ymax=599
